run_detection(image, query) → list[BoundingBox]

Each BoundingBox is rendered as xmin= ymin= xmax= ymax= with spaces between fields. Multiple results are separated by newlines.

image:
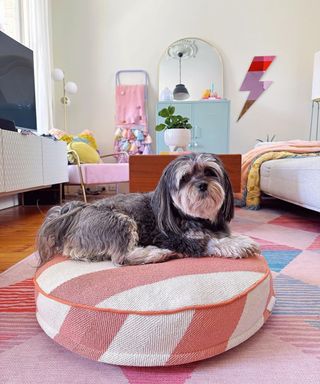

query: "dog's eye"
xmin=204 ymin=168 xmax=217 ymax=177
xmin=180 ymin=173 xmax=191 ymax=184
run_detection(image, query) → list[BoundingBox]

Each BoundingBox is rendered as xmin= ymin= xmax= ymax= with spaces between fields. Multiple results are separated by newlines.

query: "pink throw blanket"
xmin=115 ymin=84 xmax=146 ymax=126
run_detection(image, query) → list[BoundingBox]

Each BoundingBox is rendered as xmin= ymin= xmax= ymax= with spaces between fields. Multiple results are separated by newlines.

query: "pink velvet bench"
xmin=67 ymin=163 xmax=129 ymax=202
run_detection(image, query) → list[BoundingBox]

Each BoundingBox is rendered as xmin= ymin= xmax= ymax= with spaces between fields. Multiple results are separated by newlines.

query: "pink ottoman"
xmin=34 ymin=255 xmax=275 ymax=366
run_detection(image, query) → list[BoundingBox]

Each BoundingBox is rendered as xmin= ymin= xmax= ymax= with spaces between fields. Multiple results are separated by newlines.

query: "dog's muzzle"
xmin=196 ymin=181 xmax=208 ymax=192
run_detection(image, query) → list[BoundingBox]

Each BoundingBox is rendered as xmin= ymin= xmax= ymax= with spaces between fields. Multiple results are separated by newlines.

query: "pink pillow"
xmin=34 ymin=254 xmax=275 ymax=366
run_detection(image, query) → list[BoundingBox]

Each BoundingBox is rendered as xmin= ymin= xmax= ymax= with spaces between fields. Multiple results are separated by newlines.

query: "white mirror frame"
xmin=158 ymin=37 xmax=224 ymax=101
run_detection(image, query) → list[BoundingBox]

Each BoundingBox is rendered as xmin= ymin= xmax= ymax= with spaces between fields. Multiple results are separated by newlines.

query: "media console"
xmin=0 ymin=130 xmax=68 ymax=198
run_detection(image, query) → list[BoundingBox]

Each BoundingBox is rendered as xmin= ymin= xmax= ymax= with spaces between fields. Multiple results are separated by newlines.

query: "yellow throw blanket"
xmin=234 ymin=140 xmax=320 ymax=209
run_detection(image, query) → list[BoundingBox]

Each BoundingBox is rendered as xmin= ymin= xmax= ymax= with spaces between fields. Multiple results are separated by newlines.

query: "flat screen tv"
xmin=0 ymin=31 xmax=37 ymax=131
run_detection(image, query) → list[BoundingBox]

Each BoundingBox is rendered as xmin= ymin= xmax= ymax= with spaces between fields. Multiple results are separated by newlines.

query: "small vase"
xmin=164 ymin=129 xmax=191 ymax=152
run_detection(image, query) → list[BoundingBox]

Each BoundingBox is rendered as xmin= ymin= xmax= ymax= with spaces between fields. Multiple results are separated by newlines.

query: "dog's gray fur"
xmin=37 ymin=153 xmax=259 ymax=266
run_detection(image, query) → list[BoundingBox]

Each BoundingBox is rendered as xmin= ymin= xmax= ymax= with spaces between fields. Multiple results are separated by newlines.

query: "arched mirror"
xmin=158 ymin=38 xmax=223 ymax=101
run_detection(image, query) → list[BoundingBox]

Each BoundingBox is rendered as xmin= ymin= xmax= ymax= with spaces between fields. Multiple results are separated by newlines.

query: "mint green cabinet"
xmin=156 ymin=100 xmax=230 ymax=154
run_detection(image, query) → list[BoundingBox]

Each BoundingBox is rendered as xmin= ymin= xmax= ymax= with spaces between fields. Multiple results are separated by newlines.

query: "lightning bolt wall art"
xmin=237 ymin=55 xmax=276 ymax=121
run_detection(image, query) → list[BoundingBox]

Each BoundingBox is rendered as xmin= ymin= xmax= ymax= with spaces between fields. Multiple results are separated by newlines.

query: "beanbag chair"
xmin=34 ymin=254 xmax=275 ymax=366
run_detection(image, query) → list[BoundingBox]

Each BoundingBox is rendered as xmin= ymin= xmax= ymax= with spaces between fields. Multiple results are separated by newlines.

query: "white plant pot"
xmin=164 ymin=129 xmax=191 ymax=152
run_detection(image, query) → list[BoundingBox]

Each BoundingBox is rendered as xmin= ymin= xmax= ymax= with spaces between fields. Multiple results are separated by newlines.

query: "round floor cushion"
xmin=34 ymin=254 xmax=275 ymax=366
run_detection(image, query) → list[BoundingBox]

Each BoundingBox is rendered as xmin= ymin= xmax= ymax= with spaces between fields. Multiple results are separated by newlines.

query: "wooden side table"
xmin=129 ymin=154 xmax=241 ymax=193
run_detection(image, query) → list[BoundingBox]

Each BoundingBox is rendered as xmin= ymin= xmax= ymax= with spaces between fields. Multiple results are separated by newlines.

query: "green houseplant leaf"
xmin=158 ymin=109 xmax=170 ymax=118
xmin=167 ymin=105 xmax=175 ymax=115
xmin=155 ymin=123 xmax=166 ymax=132
xmin=155 ymin=106 xmax=192 ymax=131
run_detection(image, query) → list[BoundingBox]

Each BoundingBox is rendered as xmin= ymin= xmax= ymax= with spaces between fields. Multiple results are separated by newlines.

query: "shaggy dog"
xmin=37 ymin=153 xmax=259 ymax=266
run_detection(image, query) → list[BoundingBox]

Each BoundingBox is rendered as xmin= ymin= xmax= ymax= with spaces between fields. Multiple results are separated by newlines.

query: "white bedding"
xmin=260 ymin=156 xmax=320 ymax=212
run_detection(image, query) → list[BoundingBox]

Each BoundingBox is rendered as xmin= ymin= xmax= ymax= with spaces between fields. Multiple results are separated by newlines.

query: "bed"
xmin=235 ymin=140 xmax=320 ymax=211
xmin=260 ymin=156 xmax=320 ymax=212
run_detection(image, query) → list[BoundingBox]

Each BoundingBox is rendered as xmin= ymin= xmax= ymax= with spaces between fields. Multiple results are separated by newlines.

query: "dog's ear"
xmin=151 ymin=163 xmax=181 ymax=235
xmin=205 ymin=153 xmax=234 ymax=224
xmin=217 ymin=166 xmax=234 ymax=223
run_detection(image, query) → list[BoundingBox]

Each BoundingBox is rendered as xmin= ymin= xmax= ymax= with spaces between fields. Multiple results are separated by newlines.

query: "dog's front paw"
xmin=207 ymin=235 xmax=260 ymax=259
xmin=123 ymin=246 xmax=175 ymax=265
xmin=230 ymin=235 xmax=260 ymax=258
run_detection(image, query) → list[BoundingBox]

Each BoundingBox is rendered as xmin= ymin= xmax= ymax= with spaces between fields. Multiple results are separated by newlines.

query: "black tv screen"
xmin=0 ymin=31 xmax=37 ymax=131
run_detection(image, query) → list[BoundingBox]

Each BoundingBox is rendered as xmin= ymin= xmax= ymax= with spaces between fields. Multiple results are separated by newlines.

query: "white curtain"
xmin=19 ymin=0 xmax=53 ymax=135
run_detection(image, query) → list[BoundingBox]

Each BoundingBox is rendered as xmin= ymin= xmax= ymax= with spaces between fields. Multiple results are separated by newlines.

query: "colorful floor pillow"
xmin=34 ymin=254 xmax=275 ymax=366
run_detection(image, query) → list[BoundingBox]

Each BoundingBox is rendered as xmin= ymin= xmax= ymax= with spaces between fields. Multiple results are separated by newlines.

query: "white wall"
xmin=50 ymin=0 xmax=320 ymax=154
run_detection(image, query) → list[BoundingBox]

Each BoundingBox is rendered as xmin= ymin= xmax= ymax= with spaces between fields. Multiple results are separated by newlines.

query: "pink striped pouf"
xmin=34 ymin=255 xmax=275 ymax=366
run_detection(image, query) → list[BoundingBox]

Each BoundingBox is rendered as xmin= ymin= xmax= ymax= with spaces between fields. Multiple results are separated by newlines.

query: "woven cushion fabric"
xmin=34 ymin=255 xmax=275 ymax=367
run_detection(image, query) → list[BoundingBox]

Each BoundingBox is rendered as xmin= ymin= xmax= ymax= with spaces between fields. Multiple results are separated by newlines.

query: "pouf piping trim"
xmin=33 ymin=269 xmax=271 ymax=316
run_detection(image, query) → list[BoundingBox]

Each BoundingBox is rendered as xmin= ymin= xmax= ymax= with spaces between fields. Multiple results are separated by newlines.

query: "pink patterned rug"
xmin=1 ymin=204 xmax=320 ymax=383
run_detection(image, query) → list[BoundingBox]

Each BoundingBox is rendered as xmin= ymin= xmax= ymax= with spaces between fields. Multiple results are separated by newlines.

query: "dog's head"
xmin=151 ymin=153 xmax=234 ymax=234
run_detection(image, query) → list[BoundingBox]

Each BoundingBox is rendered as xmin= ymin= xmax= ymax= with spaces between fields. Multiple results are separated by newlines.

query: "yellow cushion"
xmin=78 ymin=130 xmax=99 ymax=151
xmin=67 ymin=142 xmax=101 ymax=164
xmin=49 ymin=129 xmax=99 ymax=151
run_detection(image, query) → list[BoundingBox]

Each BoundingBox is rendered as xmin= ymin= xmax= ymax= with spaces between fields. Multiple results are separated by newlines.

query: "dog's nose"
xmin=197 ymin=182 xmax=208 ymax=192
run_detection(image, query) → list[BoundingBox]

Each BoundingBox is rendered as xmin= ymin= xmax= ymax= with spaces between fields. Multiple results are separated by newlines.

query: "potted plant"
xmin=155 ymin=106 xmax=192 ymax=151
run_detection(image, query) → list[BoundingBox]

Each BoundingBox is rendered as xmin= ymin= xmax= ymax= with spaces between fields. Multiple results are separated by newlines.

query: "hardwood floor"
xmin=0 ymin=205 xmax=49 ymax=273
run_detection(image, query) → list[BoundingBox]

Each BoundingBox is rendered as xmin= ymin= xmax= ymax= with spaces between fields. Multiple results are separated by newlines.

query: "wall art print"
xmin=237 ymin=55 xmax=276 ymax=121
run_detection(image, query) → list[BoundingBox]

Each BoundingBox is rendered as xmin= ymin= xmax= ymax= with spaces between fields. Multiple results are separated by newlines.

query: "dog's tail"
xmin=37 ymin=201 xmax=86 ymax=266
